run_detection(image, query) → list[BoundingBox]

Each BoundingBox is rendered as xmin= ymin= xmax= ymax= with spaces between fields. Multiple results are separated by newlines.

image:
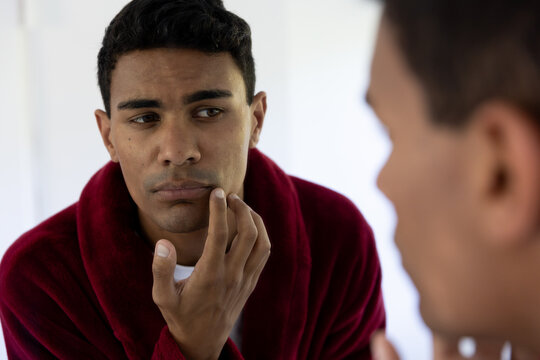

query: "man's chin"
xmin=418 ymin=300 xmax=448 ymax=338
xmin=158 ymin=201 xmax=210 ymax=234
xmin=161 ymin=217 xmax=208 ymax=234
xmin=418 ymin=297 xmax=464 ymax=340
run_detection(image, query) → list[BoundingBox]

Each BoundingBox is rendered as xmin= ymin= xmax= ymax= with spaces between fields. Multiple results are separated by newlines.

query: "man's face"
xmin=368 ymin=18 xmax=501 ymax=336
xmin=98 ymin=48 xmax=263 ymax=239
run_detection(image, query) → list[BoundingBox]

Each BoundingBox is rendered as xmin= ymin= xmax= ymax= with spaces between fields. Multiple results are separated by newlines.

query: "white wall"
xmin=0 ymin=0 xmax=430 ymax=359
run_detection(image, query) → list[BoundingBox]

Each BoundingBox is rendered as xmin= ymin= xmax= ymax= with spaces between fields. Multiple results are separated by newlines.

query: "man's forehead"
xmin=366 ymin=24 xmax=388 ymax=114
xmin=369 ymin=19 xmax=391 ymax=91
xmin=110 ymin=48 xmax=245 ymax=98
xmin=368 ymin=16 xmax=434 ymax=135
xmin=371 ymin=19 xmax=418 ymax=94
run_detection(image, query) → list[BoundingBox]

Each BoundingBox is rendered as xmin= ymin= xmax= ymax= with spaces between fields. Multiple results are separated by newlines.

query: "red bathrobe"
xmin=0 ymin=149 xmax=385 ymax=359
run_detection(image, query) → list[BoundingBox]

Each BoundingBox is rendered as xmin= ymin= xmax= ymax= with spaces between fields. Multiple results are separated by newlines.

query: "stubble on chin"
xmin=154 ymin=199 xmax=210 ymax=234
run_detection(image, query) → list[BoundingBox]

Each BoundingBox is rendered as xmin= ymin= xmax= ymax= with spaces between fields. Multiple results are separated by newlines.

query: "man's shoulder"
xmin=290 ymin=176 xmax=369 ymax=229
xmin=0 ymin=203 xmax=81 ymax=292
xmin=290 ymin=176 xmax=381 ymax=296
xmin=289 ymin=176 xmax=376 ymax=256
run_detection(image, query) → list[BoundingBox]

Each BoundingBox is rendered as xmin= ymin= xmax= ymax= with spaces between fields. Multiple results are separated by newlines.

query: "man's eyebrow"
xmin=117 ymin=99 xmax=162 ymax=110
xmin=183 ymin=89 xmax=233 ymax=104
xmin=364 ymin=92 xmax=373 ymax=107
xmin=116 ymin=90 xmax=233 ymax=110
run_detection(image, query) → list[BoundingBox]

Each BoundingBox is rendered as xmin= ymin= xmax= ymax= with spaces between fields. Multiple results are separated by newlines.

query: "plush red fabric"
xmin=0 ymin=149 xmax=385 ymax=359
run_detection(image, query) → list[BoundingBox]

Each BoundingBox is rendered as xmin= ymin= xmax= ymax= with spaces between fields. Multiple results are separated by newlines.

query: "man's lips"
xmin=152 ymin=181 xmax=213 ymax=201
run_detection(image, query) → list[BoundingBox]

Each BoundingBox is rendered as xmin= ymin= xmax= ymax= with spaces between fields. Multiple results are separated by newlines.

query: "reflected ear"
xmin=248 ymin=91 xmax=267 ymax=148
xmin=470 ymin=102 xmax=540 ymax=246
xmin=95 ymin=109 xmax=119 ymax=162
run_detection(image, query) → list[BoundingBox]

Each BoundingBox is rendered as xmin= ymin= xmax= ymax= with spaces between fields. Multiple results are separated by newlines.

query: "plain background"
xmin=0 ymin=0 xmax=431 ymax=358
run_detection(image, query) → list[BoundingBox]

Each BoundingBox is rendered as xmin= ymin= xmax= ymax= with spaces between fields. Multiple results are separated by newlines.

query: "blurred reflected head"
xmin=383 ymin=0 xmax=540 ymax=128
xmin=368 ymin=0 xmax=540 ymax=350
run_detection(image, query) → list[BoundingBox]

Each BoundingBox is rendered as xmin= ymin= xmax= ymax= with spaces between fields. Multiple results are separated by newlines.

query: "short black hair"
xmin=97 ymin=0 xmax=255 ymax=116
xmin=383 ymin=0 xmax=540 ymax=128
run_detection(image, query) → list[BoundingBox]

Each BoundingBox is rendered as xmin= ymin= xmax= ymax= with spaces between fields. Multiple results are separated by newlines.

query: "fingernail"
xmin=230 ymin=193 xmax=240 ymax=200
xmin=214 ymin=188 xmax=225 ymax=199
xmin=156 ymin=244 xmax=170 ymax=258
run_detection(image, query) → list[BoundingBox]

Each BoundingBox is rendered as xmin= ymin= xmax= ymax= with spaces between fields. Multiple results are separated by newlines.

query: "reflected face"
xmin=100 ymin=48 xmax=262 ymax=238
xmin=368 ymin=17 xmax=490 ymax=335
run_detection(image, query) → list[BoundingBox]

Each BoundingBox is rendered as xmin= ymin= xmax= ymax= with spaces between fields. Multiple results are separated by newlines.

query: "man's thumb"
xmin=152 ymin=239 xmax=177 ymax=308
xmin=371 ymin=331 xmax=400 ymax=360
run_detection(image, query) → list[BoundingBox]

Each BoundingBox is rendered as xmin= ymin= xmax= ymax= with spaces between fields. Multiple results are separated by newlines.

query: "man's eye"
xmin=131 ymin=113 xmax=160 ymax=124
xmin=195 ymin=108 xmax=222 ymax=118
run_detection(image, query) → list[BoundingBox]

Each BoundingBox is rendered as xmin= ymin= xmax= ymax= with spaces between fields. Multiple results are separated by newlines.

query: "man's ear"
xmin=95 ymin=109 xmax=119 ymax=162
xmin=248 ymin=91 xmax=267 ymax=148
xmin=469 ymin=102 xmax=540 ymax=246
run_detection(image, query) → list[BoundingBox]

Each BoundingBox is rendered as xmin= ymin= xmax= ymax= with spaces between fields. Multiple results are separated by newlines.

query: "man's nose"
xmin=156 ymin=118 xmax=201 ymax=166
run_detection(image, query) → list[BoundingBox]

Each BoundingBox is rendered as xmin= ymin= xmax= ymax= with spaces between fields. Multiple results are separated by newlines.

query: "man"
xmin=366 ymin=0 xmax=540 ymax=358
xmin=0 ymin=0 xmax=385 ymax=358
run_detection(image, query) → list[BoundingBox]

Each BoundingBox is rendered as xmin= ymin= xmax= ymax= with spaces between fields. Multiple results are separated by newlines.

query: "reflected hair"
xmin=382 ymin=0 xmax=540 ymax=128
xmin=97 ymin=0 xmax=255 ymax=116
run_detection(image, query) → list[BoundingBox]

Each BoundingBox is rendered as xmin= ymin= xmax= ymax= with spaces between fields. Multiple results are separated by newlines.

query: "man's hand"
xmin=370 ymin=331 xmax=400 ymax=360
xmin=151 ymin=188 xmax=271 ymax=360
xmin=371 ymin=331 xmax=508 ymax=360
